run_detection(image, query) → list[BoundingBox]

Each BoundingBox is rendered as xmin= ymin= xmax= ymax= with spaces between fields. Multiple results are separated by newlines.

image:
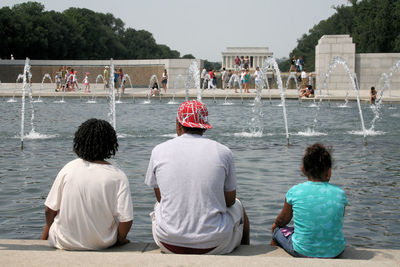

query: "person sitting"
xmin=151 ymin=82 xmax=160 ymax=96
xmin=145 ymin=100 xmax=250 ymax=254
xmin=370 ymin=86 xmax=377 ymax=104
xmin=300 ymin=85 xmax=314 ymax=98
xmin=271 ymin=143 xmax=348 ymax=258
xmin=41 ymin=119 xmax=133 ymax=250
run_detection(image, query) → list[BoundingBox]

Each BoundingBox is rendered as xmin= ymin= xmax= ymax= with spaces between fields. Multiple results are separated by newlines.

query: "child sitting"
xmin=41 ymin=119 xmax=133 ymax=250
xmin=271 ymin=143 xmax=347 ymax=258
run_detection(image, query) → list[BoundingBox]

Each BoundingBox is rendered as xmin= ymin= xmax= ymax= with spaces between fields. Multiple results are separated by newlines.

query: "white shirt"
xmin=201 ymin=69 xmax=206 ymax=79
xmin=145 ymin=134 xmax=237 ymax=248
xmin=301 ymin=71 xmax=307 ymax=79
xmin=45 ymin=159 xmax=133 ymax=250
xmin=221 ymin=70 xmax=226 ymax=79
xmin=254 ymin=70 xmax=262 ymax=81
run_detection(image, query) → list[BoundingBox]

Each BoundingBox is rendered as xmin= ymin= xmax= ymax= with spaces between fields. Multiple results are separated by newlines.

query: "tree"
xmin=0 ymin=1 xmax=184 ymax=60
xmin=284 ymin=0 xmax=400 ymax=71
xmin=182 ymin=54 xmax=195 ymax=59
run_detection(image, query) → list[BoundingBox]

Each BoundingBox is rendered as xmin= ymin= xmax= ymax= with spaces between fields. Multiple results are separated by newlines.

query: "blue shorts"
xmin=273 ymin=227 xmax=304 ymax=257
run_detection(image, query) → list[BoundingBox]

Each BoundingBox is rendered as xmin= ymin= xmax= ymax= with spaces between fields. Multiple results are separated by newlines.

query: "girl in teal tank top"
xmin=271 ymin=143 xmax=347 ymax=258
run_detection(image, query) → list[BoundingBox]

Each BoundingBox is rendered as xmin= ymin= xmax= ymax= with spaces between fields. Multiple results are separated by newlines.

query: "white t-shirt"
xmin=145 ymin=133 xmax=237 ymax=248
xmin=254 ymin=70 xmax=262 ymax=81
xmin=45 ymin=158 xmax=133 ymax=250
xmin=301 ymin=71 xmax=307 ymax=79
xmin=201 ymin=69 xmax=206 ymax=79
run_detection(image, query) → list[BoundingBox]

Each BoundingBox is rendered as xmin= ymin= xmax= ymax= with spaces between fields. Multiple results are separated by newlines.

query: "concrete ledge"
xmin=1 ymin=84 xmax=400 ymax=103
xmin=0 ymin=240 xmax=399 ymax=266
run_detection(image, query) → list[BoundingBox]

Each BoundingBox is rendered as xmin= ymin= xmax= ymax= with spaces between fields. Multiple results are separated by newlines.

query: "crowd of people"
xmin=53 ymin=66 xmax=129 ymax=94
xmin=41 ymin=100 xmax=348 ymax=259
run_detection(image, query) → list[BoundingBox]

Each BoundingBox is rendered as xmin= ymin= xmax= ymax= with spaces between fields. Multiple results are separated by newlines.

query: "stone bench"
xmin=0 ymin=239 xmax=399 ymax=266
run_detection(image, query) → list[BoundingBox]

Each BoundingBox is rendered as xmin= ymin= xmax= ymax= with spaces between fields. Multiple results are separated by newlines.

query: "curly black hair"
xmin=73 ymin=118 xmax=118 ymax=162
xmin=302 ymin=143 xmax=332 ymax=181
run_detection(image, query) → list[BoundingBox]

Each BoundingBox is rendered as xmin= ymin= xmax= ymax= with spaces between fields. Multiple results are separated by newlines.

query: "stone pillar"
xmin=315 ymin=34 xmax=355 ymax=91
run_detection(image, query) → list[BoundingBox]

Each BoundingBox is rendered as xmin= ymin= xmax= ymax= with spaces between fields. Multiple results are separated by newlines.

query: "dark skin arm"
xmin=115 ymin=220 xmax=133 ymax=246
xmin=154 ymin=188 xmax=236 ymax=208
xmin=224 ymin=190 xmax=236 ymax=207
xmin=271 ymin=198 xmax=293 ymax=233
xmin=41 ymin=207 xmax=58 ymax=240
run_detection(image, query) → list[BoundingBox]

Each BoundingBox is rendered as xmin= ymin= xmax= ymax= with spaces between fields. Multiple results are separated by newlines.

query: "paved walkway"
xmin=1 ymin=83 xmax=400 ymax=103
xmin=0 ymin=239 xmax=399 ymax=266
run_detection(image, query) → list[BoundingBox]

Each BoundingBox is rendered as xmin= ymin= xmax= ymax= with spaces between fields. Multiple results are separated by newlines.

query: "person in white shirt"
xmin=41 ymin=119 xmax=133 ymax=250
xmin=254 ymin=66 xmax=262 ymax=90
xmin=201 ymin=68 xmax=207 ymax=89
xmin=145 ymin=100 xmax=250 ymax=254
xmin=221 ymin=68 xmax=227 ymax=89
xmin=301 ymin=69 xmax=307 ymax=88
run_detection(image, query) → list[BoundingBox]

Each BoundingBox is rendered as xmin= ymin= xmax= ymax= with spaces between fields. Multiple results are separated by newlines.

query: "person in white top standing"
xmin=221 ymin=68 xmax=227 ymax=89
xmin=41 ymin=119 xmax=133 ymax=250
xmin=145 ymin=100 xmax=250 ymax=255
xmin=301 ymin=69 xmax=307 ymax=88
xmin=200 ymin=68 xmax=207 ymax=89
xmin=161 ymin=69 xmax=168 ymax=93
xmin=254 ymin=66 xmax=262 ymax=90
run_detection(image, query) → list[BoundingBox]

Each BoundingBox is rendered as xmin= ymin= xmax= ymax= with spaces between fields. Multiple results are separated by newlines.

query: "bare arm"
xmin=224 ymin=190 xmax=236 ymax=207
xmin=154 ymin=188 xmax=161 ymax=203
xmin=41 ymin=207 xmax=58 ymax=240
xmin=271 ymin=198 xmax=293 ymax=233
xmin=115 ymin=220 xmax=133 ymax=246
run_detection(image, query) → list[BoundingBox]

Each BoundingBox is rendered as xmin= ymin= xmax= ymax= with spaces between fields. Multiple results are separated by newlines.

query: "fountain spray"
xmin=20 ymin=58 xmax=31 ymax=150
xmin=109 ymin=59 xmax=116 ymax=130
xmin=263 ymin=58 xmax=290 ymax=146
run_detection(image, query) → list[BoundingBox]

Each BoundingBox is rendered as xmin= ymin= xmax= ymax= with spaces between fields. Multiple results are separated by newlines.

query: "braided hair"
xmin=302 ymin=143 xmax=332 ymax=181
xmin=73 ymin=118 xmax=118 ymax=162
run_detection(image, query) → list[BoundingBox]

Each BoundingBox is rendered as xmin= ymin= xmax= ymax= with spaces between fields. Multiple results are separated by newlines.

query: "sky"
xmin=1 ymin=0 xmax=350 ymax=61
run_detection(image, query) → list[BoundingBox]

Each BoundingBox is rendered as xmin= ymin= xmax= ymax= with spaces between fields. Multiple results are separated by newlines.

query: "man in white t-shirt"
xmin=145 ymin=100 xmax=250 ymax=254
xmin=221 ymin=68 xmax=227 ymax=89
xmin=200 ymin=68 xmax=207 ymax=89
xmin=301 ymin=69 xmax=307 ymax=88
xmin=41 ymin=119 xmax=133 ymax=250
xmin=254 ymin=66 xmax=262 ymax=90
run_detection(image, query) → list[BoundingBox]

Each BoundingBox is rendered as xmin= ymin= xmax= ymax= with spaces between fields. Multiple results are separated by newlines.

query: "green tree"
xmin=182 ymin=54 xmax=195 ymax=59
xmin=0 ymin=1 xmax=184 ymax=60
xmin=284 ymin=0 xmax=400 ymax=72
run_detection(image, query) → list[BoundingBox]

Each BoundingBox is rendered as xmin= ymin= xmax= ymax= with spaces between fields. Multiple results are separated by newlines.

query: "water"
xmin=315 ymin=57 xmax=367 ymax=144
xmin=0 ymin=97 xmax=399 ymax=249
xmin=185 ymin=60 xmax=201 ymax=101
xmin=263 ymin=57 xmax=290 ymax=145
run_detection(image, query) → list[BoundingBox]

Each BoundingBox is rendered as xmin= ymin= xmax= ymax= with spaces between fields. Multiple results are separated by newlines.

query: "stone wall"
xmin=0 ymin=59 xmax=199 ymax=88
xmin=315 ymin=34 xmax=400 ymax=93
xmin=356 ymin=53 xmax=400 ymax=91
xmin=315 ymin=35 xmax=356 ymax=91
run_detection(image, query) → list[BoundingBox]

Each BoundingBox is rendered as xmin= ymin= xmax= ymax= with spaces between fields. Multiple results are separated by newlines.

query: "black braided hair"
xmin=73 ymin=118 xmax=118 ymax=161
xmin=302 ymin=143 xmax=332 ymax=181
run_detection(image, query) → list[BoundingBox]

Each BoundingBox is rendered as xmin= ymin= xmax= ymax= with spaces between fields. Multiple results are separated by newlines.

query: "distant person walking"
xmin=119 ymin=68 xmax=125 ymax=94
xmin=161 ymin=69 xmax=168 ymax=93
xmin=104 ymin=66 xmax=110 ymax=89
xmin=83 ymin=72 xmax=90 ymax=93
xmin=254 ymin=66 xmax=262 ymax=90
xmin=234 ymin=56 xmax=241 ymax=70
xmin=289 ymin=56 xmax=296 ymax=72
xmin=221 ymin=68 xmax=227 ymax=89
xmin=370 ymin=86 xmax=377 ymax=105
xmin=201 ymin=68 xmax=207 ymax=89
xmin=208 ymin=69 xmax=216 ymax=89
